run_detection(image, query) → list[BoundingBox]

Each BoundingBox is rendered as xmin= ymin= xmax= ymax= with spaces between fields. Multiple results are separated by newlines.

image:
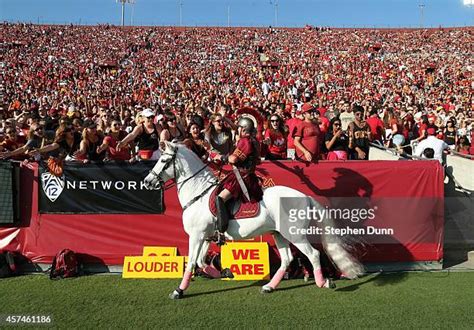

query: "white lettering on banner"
xmin=65 ymin=180 xmax=159 ymax=191
xmin=101 ymin=181 xmax=112 ymax=190
xmin=115 ymin=181 xmax=125 ymax=190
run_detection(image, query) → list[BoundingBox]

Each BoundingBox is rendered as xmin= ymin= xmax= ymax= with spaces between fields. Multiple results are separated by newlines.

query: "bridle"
xmin=148 ymin=147 xmax=218 ymax=210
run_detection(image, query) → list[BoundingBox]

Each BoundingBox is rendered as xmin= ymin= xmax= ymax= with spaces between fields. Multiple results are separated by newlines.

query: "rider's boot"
xmin=216 ymin=196 xmax=230 ymax=246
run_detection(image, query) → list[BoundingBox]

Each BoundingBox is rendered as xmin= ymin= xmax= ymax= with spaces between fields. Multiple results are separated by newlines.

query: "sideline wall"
xmin=0 ymin=160 xmax=444 ymax=268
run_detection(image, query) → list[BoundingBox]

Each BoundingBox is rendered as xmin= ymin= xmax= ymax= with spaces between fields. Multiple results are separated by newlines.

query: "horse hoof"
xmin=261 ymin=285 xmax=274 ymax=294
xmin=221 ymin=268 xmax=234 ymax=279
xmin=324 ymin=279 xmax=336 ymax=289
xmin=169 ymin=289 xmax=183 ymax=300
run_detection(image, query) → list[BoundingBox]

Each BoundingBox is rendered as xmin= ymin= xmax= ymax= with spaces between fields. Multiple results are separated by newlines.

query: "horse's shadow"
xmin=183 ymin=271 xmax=408 ymax=297
xmin=183 ymin=280 xmax=268 ymax=298
xmin=184 ymin=279 xmax=317 ymax=298
xmin=335 ymin=272 xmax=409 ymax=292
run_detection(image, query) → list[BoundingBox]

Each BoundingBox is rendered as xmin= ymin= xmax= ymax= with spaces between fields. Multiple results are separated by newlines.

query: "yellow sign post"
xmin=221 ymin=242 xmax=270 ymax=280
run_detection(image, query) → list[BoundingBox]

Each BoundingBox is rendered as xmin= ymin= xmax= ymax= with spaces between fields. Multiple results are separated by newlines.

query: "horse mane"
xmin=167 ymin=141 xmax=208 ymax=170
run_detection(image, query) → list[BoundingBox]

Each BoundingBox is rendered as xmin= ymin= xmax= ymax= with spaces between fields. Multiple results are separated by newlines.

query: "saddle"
xmin=209 ymin=188 xmax=260 ymax=220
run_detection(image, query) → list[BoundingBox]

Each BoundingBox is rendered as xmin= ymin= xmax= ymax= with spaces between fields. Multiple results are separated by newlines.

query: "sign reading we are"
xmin=221 ymin=242 xmax=270 ymax=280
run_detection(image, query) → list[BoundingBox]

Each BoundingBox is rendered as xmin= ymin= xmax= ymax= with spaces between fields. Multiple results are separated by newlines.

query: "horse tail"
xmin=310 ymin=198 xmax=365 ymax=279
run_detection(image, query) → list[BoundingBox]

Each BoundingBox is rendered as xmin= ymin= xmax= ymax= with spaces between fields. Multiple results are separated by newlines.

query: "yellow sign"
xmin=142 ymin=246 xmax=177 ymax=257
xmin=122 ymin=256 xmax=184 ymax=278
xmin=221 ymin=242 xmax=270 ymax=280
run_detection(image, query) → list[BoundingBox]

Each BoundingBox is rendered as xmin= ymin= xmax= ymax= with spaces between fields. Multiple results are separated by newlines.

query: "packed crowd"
xmin=0 ymin=23 xmax=472 ymax=165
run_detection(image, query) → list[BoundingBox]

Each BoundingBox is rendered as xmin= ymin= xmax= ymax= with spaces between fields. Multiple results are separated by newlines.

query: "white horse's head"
xmin=144 ymin=141 xmax=179 ymax=189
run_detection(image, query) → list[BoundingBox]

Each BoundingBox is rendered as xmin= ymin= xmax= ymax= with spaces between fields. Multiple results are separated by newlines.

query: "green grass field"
xmin=1 ymin=272 xmax=473 ymax=328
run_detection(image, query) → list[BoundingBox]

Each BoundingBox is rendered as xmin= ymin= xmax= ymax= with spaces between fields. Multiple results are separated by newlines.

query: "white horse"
xmin=144 ymin=141 xmax=363 ymax=299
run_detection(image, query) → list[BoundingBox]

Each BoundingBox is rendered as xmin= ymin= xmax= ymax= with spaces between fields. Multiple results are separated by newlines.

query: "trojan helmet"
xmin=237 ymin=116 xmax=256 ymax=134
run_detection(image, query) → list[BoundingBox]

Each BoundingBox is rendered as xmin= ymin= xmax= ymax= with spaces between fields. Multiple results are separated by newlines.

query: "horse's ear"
xmin=159 ymin=141 xmax=167 ymax=151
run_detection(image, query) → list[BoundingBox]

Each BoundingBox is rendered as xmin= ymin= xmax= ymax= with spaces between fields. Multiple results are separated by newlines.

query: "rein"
xmin=149 ymin=148 xmax=218 ymax=210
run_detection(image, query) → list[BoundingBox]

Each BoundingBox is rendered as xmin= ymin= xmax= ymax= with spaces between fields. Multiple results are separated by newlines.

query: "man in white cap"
xmin=117 ymin=108 xmax=162 ymax=160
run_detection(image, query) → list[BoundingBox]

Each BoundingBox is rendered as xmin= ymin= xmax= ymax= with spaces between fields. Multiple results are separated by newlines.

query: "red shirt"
xmin=294 ymin=120 xmax=321 ymax=161
xmin=418 ymin=123 xmax=428 ymax=139
xmin=104 ymin=132 xmax=130 ymax=161
xmin=389 ymin=118 xmax=403 ymax=136
xmin=264 ymin=129 xmax=287 ymax=158
xmin=366 ymin=116 xmax=384 ymax=141
xmin=285 ymin=117 xmax=302 ymax=149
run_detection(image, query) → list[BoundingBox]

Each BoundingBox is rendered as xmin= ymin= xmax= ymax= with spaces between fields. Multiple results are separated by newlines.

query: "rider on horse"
xmin=213 ymin=117 xmax=263 ymax=245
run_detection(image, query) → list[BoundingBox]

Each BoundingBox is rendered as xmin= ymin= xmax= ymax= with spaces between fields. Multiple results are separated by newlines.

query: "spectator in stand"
xmin=348 ymin=105 xmax=371 ymax=160
xmin=415 ymin=128 xmax=449 ymax=164
xmin=387 ymin=109 xmax=405 ymax=152
xmin=366 ymin=109 xmax=385 ymax=146
xmin=339 ymin=101 xmax=354 ymax=132
xmin=294 ymin=103 xmax=321 ymax=163
xmin=97 ymin=120 xmax=132 ymax=162
xmin=117 ymin=108 xmax=161 ymax=160
xmin=314 ymin=109 xmax=329 ymax=159
xmin=160 ymin=111 xmax=186 ymax=142
xmin=29 ymin=122 xmax=82 ymax=160
xmin=44 ymin=108 xmax=61 ymax=134
xmin=402 ymin=113 xmax=417 ymax=145
xmin=456 ymin=135 xmax=471 ymax=156
xmin=205 ymin=113 xmax=234 ymax=157
xmin=0 ymin=122 xmax=47 ymax=161
xmin=0 ymin=128 xmax=25 ymax=160
xmin=414 ymin=114 xmax=429 ymax=143
xmin=0 ymin=24 xmax=471 ymax=164
xmin=284 ymin=106 xmax=302 ymax=160
xmin=183 ymin=116 xmax=209 ymax=160
xmin=74 ymin=120 xmax=105 ymax=163
xmin=263 ymin=115 xmax=287 ymax=160
xmin=325 ymin=117 xmax=349 ymax=160
xmin=443 ymin=119 xmax=457 ymax=150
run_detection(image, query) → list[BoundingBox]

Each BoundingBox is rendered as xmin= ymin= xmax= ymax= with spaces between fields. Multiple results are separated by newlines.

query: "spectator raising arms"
xmin=74 ymin=120 xmax=105 ymax=163
xmin=29 ymin=123 xmax=81 ymax=160
xmin=0 ymin=123 xmax=48 ymax=161
xmin=117 ymin=108 xmax=161 ymax=160
xmin=0 ymin=128 xmax=25 ymax=159
xmin=97 ymin=120 xmax=131 ymax=162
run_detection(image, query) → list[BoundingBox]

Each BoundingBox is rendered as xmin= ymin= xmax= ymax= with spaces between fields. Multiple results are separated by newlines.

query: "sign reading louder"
xmin=221 ymin=242 xmax=270 ymax=280
xmin=122 ymin=256 xmax=184 ymax=278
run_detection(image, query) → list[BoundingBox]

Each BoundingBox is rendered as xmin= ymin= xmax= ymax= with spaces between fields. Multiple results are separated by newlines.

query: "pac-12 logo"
xmin=41 ymin=172 xmax=65 ymax=202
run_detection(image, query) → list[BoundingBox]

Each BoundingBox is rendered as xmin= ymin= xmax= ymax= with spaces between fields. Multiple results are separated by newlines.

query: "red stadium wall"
xmin=0 ymin=160 xmax=444 ymax=266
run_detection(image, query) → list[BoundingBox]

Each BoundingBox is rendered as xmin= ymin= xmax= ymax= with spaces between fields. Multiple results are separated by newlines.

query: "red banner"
xmin=0 ymin=160 xmax=444 ymax=265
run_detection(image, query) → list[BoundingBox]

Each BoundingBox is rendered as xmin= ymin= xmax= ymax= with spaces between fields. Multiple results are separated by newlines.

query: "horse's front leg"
xmin=169 ymin=234 xmax=204 ymax=299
